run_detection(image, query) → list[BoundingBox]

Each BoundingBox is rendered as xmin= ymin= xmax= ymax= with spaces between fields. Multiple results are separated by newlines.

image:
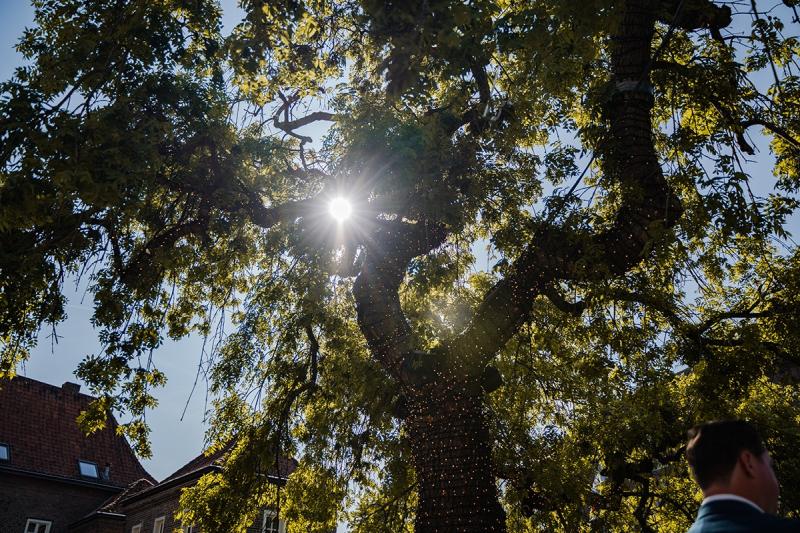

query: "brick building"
xmin=1 ymin=376 xmax=297 ymax=533
xmin=76 ymin=446 xmax=296 ymax=533
xmin=0 ymin=376 xmax=154 ymax=533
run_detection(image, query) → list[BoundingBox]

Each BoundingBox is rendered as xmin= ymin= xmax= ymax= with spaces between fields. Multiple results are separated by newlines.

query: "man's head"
xmin=686 ymin=420 xmax=780 ymax=513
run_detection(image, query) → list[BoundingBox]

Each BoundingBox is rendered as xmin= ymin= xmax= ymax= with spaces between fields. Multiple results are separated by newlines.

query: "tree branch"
xmin=352 ymin=220 xmax=448 ymax=377
xmin=279 ymin=323 xmax=320 ymax=422
xmin=740 ymin=118 xmax=800 ymax=151
xmin=121 ymin=217 xmax=209 ymax=284
xmin=542 ymin=284 xmax=587 ymax=316
xmin=244 ymin=193 xmax=326 ymax=229
xmin=657 ymin=0 xmax=731 ymax=34
xmin=273 ymin=322 xmax=320 ymax=518
xmin=453 ymin=0 xmax=683 ymax=368
xmin=274 ymin=111 xmax=336 ymax=131
xmin=469 ymin=60 xmax=491 ymax=105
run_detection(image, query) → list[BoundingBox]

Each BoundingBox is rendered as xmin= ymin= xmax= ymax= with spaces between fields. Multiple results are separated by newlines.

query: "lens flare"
xmin=329 ymin=197 xmax=352 ymax=222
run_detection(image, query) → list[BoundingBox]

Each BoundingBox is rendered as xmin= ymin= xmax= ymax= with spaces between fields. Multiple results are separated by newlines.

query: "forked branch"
xmin=453 ymin=0 xmax=686 ymax=368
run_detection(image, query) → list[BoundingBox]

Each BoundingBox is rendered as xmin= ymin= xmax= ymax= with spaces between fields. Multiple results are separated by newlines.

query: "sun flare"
xmin=329 ymin=197 xmax=353 ymax=222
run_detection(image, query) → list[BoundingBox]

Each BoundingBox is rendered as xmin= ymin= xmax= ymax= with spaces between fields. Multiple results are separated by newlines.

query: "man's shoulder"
xmin=688 ymin=508 xmax=800 ymax=533
xmin=763 ymin=513 xmax=800 ymax=532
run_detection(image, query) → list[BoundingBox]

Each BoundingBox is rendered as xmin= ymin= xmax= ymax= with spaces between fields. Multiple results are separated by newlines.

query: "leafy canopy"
xmin=2 ymin=0 xmax=800 ymax=531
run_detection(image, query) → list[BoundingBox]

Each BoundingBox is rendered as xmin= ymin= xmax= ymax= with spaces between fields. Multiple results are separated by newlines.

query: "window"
xmin=131 ymin=524 xmax=142 ymax=533
xmin=152 ymin=516 xmax=165 ymax=533
xmin=182 ymin=526 xmax=198 ymax=533
xmin=0 ymin=443 xmax=8 ymax=461
xmin=78 ymin=460 xmax=99 ymax=478
xmin=24 ymin=519 xmax=52 ymax=533
xmin=261 ymin=511 xmax=285 ymax=533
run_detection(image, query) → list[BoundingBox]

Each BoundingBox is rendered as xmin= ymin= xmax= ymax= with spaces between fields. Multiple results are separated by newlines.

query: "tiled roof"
xmin=68 ymin=478 xmax=154 ymax=530
xmin=120 ymin=442 xmax=298 ymax=505
xmin=95 ymin=478 xmax=155 ymax=513
xmin=0 ymin=375 xmax=155 ymax=487
xmin=161 ymin=442 xmax=298 ymax=484
xmin=158 ymin=441 xmax=233 ymax=483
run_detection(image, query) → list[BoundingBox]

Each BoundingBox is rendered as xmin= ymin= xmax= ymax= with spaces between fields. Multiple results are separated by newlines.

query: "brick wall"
xmin=0 ymin=471 xmax=119 ymax=533
xmin=123 ymin=483 xmax=185 ymax=533
xmin=120 ymin=481 xmax=287 ymax=533
xmin=69 ymin=513 xmax=125 ymax=533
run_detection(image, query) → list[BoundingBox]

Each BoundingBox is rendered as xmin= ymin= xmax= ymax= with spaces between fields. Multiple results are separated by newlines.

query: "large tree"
xmin=3 ymin=0 xmax=800 ymax=531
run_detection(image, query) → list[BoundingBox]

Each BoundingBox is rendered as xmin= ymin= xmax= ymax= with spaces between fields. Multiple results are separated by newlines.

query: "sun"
xmin=328 ymin=197 xmax=353 ymax=222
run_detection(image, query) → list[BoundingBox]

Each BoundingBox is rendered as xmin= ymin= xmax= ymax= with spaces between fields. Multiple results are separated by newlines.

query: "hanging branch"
xmin=273 ymin=322 xmax=320 ymax=523
xmin=633 ymin=477 xmax=656 ymax=533
xmin=277 ymin=323 xmax=321 ymax=442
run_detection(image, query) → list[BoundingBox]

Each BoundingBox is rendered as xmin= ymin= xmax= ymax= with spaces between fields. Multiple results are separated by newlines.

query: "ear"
xmin=738 ymin=450 xmax=758 ymax=478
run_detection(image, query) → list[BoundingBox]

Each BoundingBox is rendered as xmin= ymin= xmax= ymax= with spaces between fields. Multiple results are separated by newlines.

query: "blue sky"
xmin=0 ymin=1 xmax=33 ymax=81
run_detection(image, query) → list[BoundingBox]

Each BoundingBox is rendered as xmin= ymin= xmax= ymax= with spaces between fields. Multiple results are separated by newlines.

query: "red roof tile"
xmin=161 ymin=442 xmax=298 ymax=483
xmin=0 ymin=375 xmax=154 ymax=487
xmin=118 ymin=443 xmax=298 ymax=506
xmin=95 ymin=478 xmax=155 ymax=513
xmin=159 ymin=442 xmax=232 ymax=483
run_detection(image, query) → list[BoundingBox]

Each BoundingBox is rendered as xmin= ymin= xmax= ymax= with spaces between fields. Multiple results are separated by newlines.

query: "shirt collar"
xmin=702 ymin=494 xmax=764 ymax=513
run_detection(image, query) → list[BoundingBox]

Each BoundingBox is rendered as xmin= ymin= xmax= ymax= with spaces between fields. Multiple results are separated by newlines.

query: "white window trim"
xmin=152 ymin=516 xmax=166 ymax=533
xmin=24 ymin=519 xmax=52 ymax=533
xmin=261 ymin=510 xmax=286 ymax=533
xmin=181 ymin=526 xmax=197 ymax=533
xmin=131 ymin=523 xmax=142 ymax=533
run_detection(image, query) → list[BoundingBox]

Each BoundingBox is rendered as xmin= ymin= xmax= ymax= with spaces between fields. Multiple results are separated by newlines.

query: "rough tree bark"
xmin=352 ymin=219 xmax=507 ymax=532
xmin=407 ymin=384 xmax=506 ymax=533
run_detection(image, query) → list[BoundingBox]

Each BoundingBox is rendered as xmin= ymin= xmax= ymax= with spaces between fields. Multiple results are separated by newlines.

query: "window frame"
xmin=0 ymin=442 xmax=9 ymax=461
xmin=24 ymin=518 xmax=52 ymax=533
xmin=152 ymin=516 xmax=166 ymax=533
xmin=78 ymin=459 xmax=99 ymax=479
xmin=261 ymin=510 xmax=286 ymax=533
xmin=131 ymin=523 xmax=142 ymax=533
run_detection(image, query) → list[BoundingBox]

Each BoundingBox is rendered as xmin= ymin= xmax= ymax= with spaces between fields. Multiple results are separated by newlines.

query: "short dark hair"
xmin=686 ymin=420 xmax=766 ymax=490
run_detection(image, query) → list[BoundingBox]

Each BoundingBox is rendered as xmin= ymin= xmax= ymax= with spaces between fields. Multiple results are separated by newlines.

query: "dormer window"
xmin=0 ymin=443 xmax=9 ymax=461
xmin=78 ymin=460 xmax=99 ymax=478
xmin=24 ymin=519 xmax=52 ymax=533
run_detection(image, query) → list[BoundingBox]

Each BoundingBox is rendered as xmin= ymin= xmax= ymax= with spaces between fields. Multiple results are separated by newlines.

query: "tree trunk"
xmin=406 ymin=385 xmax=506 ymax=533
xmin=589 ymin=0 xmax=684 ymax=277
